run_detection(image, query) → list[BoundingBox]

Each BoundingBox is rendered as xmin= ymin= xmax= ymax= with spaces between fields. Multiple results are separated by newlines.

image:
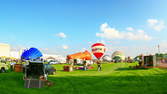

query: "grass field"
xmin=0 ymin=63 xmax=167 ymax=94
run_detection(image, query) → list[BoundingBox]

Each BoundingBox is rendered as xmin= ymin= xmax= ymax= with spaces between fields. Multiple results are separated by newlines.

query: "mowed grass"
xmin=0 ymin=63 xmax=167 ymax=94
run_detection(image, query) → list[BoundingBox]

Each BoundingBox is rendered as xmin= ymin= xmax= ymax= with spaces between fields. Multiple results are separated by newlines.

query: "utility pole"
xmin=158 ymin=44 xmax=160 ymax=54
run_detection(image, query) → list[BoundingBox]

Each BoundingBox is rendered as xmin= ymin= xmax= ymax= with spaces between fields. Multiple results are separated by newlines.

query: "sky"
xmin=0 ymin=0 xmax=167 ymax=57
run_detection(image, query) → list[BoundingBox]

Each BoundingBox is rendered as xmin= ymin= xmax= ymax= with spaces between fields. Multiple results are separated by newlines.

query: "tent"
xmin=67 ymin=50 xmax=92 ymax=60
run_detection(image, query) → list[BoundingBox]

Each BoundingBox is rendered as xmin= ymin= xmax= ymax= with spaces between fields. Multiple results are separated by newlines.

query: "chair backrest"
xmin=26 ymin=62 xmax=45 ymax=78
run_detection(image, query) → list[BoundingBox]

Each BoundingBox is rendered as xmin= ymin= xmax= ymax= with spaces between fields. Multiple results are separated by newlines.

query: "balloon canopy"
xmin=102 ymin=55 xmax=112 ymax=61
xmin=67 ymin=50 xmax=92 ymax=60
xmin=112 ymin=51 xmax=125 ymax=60
xmin=21 ymin=48 xmax=43 ymax=60
xmin=91 ymin=43 xmax=106 ymax=59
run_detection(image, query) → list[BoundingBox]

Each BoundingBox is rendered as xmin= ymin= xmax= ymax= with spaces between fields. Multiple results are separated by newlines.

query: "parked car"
xmin=44 ymin=64 xmax=56 ymax=75
xmin=49 ymin=60 xmax=59 ymax=64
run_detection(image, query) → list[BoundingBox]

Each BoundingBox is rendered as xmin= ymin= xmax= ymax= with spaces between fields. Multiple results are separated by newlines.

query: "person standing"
xmin=97 ymin=60 xmax=102 ymax=71
xmin=83 ymin=61 xmax=87 ymax=71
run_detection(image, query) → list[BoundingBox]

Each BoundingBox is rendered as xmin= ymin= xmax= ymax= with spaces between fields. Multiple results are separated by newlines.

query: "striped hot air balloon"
xmin=91 ymin=43 xmax=106 ymax=59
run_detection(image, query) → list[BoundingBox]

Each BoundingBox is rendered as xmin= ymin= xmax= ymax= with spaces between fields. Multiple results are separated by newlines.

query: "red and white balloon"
xmin=91 ymin=43 xmax=106 ymax=59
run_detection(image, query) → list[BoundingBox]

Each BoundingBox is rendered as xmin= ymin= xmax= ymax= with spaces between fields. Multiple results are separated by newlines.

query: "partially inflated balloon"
xmin=21 ymin=48 xmax=43 ymax=60
xmin=91 ymin=43 xmax=106 ymax=59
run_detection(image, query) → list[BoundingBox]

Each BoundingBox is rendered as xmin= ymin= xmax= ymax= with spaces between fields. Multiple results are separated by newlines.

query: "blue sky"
xmin=0 ymin=0 xmax=167 ymax=56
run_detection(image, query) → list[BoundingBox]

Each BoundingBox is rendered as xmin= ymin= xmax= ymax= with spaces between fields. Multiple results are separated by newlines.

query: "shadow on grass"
xmin=47 ymin=74 xmax=167 ymax=94
xmin=115 ymin=67 xmax=149 ymax=71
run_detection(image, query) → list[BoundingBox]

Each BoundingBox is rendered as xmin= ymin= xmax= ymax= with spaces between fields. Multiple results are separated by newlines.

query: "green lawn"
xmin=0 ymin=63 xmax=167 ymax=94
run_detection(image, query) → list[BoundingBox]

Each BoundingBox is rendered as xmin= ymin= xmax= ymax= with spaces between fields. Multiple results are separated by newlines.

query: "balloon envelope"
xmin=21 ymin=48 xmax=43 ymax=60
xmin=102 ymin=55 xmax=112 ymax=62
xmin=91 ymin=43 xmax=106 ymax=59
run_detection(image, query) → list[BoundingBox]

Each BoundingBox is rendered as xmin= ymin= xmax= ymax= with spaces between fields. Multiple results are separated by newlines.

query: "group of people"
xmin=69 ymin=59 xmax=102 ymax=71
xmin=83 ymin=60 xmax=102 ymax=71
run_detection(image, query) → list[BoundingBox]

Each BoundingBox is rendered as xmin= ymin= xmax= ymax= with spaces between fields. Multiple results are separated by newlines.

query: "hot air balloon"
xmin=21 ymin=47 xmax=43 ymax=60
xmin=91 ymin=43 xmax=106 ymax=59
xmin=102 ymin=55 xmax=112 ymax=62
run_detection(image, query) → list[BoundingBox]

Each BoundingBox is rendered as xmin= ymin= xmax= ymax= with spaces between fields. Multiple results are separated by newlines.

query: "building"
xmin=0 ymin=43 xmax=10 ymax=57
xmin=0 ymin=43 xmax=66 ymax=63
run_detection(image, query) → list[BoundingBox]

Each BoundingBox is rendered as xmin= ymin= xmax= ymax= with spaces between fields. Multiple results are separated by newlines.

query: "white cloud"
xmin=96 ymin=23 xmax=152 ymax=41
xmin=88 ymin=42 xmax=92 ymax=44
xmin=56 ymin=32 xmax=67 ymax=38
xmin=96 ymin=40 xmax=106 ymax=44
xmin=62 ymin=45 xmax=69 ymax=49
xmin=147 ymin=19 xmax=165 ymax=31
xmin=81 ymin=48 xmax=87 ymax=52
xmin=126 ymin=27 xmax=134 ymax=31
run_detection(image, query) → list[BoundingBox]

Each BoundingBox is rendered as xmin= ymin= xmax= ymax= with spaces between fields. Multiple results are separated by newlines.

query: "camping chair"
xmin=24 ymin=62 xmax=47 ymax=88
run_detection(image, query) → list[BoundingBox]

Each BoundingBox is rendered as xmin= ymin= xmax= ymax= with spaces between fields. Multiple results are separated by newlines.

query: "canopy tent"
xmin=67 ymin=50 xmax=92 ymax=60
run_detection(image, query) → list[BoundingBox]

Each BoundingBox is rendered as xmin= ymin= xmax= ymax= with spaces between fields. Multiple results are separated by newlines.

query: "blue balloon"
xmin=21 ymin=48 xmax=43 ymax=60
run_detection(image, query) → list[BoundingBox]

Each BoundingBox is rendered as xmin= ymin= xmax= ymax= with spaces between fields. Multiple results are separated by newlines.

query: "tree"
xmin=113 ymin=56 xmax=121 ymax=63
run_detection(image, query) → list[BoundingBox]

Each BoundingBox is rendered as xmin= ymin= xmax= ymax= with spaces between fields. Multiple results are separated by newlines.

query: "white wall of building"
xmin=0 ymin=43 xmax=10 ymax=57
